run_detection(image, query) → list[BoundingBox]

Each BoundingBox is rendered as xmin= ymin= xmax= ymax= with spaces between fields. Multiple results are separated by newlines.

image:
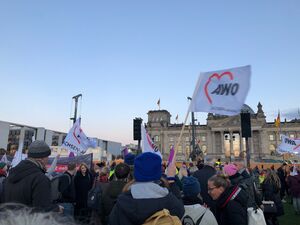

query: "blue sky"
xmin=0 ymin=1 xmax=299 ymax=145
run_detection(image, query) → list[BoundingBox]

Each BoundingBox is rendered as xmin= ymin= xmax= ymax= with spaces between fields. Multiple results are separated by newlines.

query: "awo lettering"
xmin=285 ymin=138 xmax=296 ymax=145
xmin=211 ymin=83 xmax=239 ymax=96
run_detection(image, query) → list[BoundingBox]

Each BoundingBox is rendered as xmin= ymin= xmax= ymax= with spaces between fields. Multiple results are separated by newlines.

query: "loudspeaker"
xmin=241 ymin=113 xmax=252 ymax=138
xmin=133 ymin=118 xmax=142 ymax=140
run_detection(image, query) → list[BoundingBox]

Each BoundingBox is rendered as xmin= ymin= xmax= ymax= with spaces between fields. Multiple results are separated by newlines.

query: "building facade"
xmin=0 ymin=120 xmax=122 ymax=160
xmin=146 ymin=103 xmax=300 ymax=162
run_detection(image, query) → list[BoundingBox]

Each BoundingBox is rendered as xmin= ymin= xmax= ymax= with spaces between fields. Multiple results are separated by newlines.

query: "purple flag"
xmin=168 ymin=146 xmax=175 ymax=165
xmin=69 ymin=152 xmax=75 ymax=158
xmin=123 ymin=147 xmax=129 ymax=157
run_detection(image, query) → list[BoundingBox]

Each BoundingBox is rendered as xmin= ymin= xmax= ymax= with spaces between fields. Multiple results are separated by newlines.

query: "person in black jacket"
xmin=208 ymin=174 xmax=248 ymax=225
xmin=192 ymin=163 xmax=217 ymax=215
xmin=109 ymin=152 xmax=184 ymax=225
xmin=74 ymin=162 xmax=93 ymax=223
xmin=59 ymin=162 xmax=77 ymax=217
xmin=262 ymin=169 xmax=284 ymax=225
xmin=100 ymin=163 xmax=130 ymax=225
xmin=3 ymin=140 xmax=61 ymax=212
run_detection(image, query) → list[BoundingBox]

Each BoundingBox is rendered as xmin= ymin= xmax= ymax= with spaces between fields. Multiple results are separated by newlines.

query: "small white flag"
xmin=62 ymin=118 xmax=97 ymax=155
xmin=0 ymin=153 xmax=8 ymax=164
xmin=277 ymin=135 xmax=300 ymax=155
xmin=11 ymin=141 xmax=27 ymax=168
xmin=189 ymin=65 xmax=251 ymax=116
xmin=141 ymin=125 xmax=162 ymax=158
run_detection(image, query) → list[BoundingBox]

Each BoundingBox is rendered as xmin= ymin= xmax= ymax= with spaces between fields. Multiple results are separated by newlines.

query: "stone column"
xmin=19 ymin=127 xmax=26 ymax=149
xmin=240 ymin=131 xmax=244 ymax=156
xmin=0 ymin=121 xmax=10 ymax=149
xmin=230 ymin=131 xmax=234 ymax=160
xmin=221 ymin=131 xmax=225 ymax=154
xmin=212 ymin=131 xmax=215 ymax=155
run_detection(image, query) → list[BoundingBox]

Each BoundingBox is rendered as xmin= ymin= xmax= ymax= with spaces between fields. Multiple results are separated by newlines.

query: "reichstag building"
xmin=146 ymin=103 xmax=300 ymax=162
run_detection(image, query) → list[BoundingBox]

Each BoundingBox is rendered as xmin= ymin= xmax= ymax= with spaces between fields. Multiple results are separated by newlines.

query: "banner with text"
xmin=189 ymin=65 xmax=251 ymax=116
xmin=277 ymin=135 xmax=300 ymax=155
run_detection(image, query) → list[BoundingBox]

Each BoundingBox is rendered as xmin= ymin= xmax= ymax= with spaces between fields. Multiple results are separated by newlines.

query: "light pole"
xmin=70 ymin=94 xmax=82 ymax=124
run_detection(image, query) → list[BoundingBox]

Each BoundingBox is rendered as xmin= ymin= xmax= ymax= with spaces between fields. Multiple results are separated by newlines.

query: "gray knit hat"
xmin=28 ymin=140 xmax=51 ymax=158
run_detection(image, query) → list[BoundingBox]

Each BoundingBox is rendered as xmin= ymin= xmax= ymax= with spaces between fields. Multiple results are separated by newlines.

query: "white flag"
xmin=277 ymin=135 xmax=300 ymax=155
xmin=0 ymin=153 xmax=8 ymax=164
xmin=11 ymin=141 xmax=27 ymax=168
xmin=189 ymin=65 xmax=251 ymax=116
xmin=141 ymin=125 xmax=162 ymax=158
xmin=62 ymin=118 xmax=97 ymax=155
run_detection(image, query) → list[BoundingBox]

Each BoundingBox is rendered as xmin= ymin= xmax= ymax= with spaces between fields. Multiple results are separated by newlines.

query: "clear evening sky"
xmin=0 ymin=1 xmax=299 ymax=145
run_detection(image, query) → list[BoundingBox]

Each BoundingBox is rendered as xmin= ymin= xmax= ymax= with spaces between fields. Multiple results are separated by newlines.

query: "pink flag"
xmin=168 ymin=146 xmax=175 ymax=166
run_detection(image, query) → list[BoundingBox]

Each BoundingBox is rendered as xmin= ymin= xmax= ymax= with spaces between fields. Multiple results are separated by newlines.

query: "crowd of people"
xmin=0 ymin=140 xmax=299 ymax=225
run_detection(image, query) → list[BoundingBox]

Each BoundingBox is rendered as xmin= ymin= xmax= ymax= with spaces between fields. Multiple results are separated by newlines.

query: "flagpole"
xmin=172 ymin=108 xmax=190 ymax=163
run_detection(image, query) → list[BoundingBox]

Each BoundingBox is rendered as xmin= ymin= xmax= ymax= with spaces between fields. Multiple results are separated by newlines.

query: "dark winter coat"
xmin=215 ymin=185 xmax=248 ymax=225
xmin=109 ymin=182 xmax=184 ymax=225
xmin=74 ymin=171 xmax=93 ymax=208
xmin=3 ymin=159 xmax=58 ymax=211
xmin=262 ymin=180 xmax=284 ymax=216
xmin=287 ymin=174 xmax=300 ymax=198
xmin=193 ymin=165 xmax=217 ymax=214
xmin=100 ymin=180 xmax=127 ymax=224
xmin=0 ymin=169 xmax=7 ymax=203
xmin=60 ymin=171 xmax=76 ymax=203
xmin=230 ymin=170 xmax=262 ymax=208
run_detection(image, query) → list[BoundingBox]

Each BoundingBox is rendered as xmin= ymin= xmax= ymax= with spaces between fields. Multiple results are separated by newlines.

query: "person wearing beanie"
xmin=226 ymin=162 xmax=262 ymax=210
xmin=180 ymin=170 xmax=218 ymax=225
xmin=3 ymin=140 xmax=61 ymax=212
xmin=109 ymin=152 xmax=184 ymax=225
xmin=124 ymin=153 xmax=135 ymax=166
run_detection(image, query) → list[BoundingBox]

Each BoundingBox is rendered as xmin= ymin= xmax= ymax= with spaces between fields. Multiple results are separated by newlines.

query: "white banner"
xmin=11 ymin=141 xmax=27 ymax=168
xmin=189 ymin=65 xmax=251 ymax=116
xmin=62 ymin=118 xmax=97 ymax=155
xmin=277 ymin=135 xmax=300 ymax=155
xmin=141 ymin=125 xmax=162 ymax=158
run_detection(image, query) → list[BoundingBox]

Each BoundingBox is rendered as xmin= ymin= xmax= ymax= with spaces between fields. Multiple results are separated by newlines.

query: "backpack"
xmin=50 ymin=173 xmax=71 ymax=202
xmin=87 ymin=182 xmax=102 ymax=211
xmin=182 ymin=209 xmax=207 ymax=225
xmin=230 ymin=187 xmax=266 ymax=225
xmin=142 ymin=209 xmax=182 ymax=225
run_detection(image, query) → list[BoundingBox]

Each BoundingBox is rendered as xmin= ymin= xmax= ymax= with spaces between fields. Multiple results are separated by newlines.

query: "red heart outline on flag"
xmin=204 ymin=72 xmax=234 ymax=104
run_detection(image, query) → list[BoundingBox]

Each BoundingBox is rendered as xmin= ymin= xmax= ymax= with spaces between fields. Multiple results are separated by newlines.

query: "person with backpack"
xmin=100 ymin=163 xmax=131 ymax=225
xmin=208 ymin=174 xmax=248 ymax=225
xmin=74 ymin=162 xmax=93 ymax=223
xmin=224 ymin=163 xmax=262 ymax=209
xmin=181 ymin=175 xmax=218 ymax=225
xmin=58 ymin=162 xmax=77 ymax=217
xmin=109 ymin=152 xmax=184 ymax=225
xmin=262 ymin=169 xmax=284 ymax=225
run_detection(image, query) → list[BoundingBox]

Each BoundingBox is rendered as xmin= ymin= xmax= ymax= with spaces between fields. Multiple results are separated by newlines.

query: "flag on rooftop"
xmin=275 ymin=110 xmax=281 ymax=128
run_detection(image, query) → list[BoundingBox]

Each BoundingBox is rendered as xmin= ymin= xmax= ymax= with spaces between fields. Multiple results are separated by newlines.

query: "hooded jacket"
xmin=3 ymin=159 xmax=58 ymax=211
xmin=100 ymin=180 xmax=127 ymax=224
xmin=109 ymin=182 xmax=184 ymax=225
xmin=215 ymin=185 xmax=248 ymax=225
